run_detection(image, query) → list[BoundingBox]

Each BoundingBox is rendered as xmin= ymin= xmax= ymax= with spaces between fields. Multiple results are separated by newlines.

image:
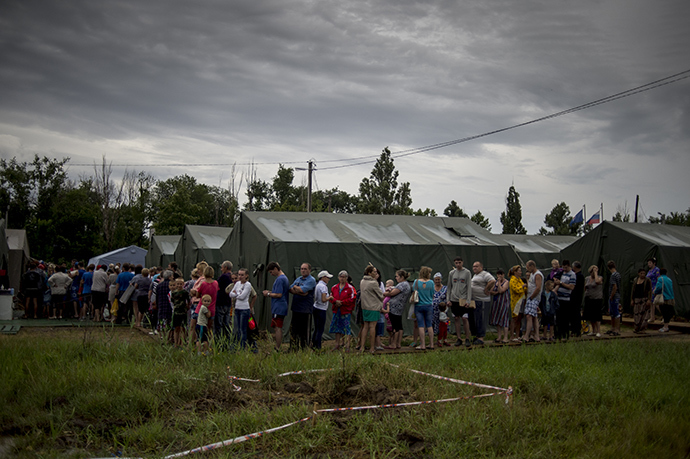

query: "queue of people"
xmin=16 ymin=255 xmax=677 ymax=353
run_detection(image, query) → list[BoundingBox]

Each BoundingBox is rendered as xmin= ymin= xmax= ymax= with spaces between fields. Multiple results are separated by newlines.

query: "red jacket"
xmin=330 ymin=282 xmax=356 ymax=315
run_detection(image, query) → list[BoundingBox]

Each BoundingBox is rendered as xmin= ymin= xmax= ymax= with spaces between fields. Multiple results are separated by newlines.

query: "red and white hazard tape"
xmin=102 ymin=366 xmax=512 ymax=458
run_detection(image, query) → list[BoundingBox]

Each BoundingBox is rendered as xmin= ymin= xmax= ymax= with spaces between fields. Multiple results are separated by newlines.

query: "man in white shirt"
xmin=471 ymin=261 xmax=495 ymax=346
xmin=312 ymin=270 xmax=333 ymax=350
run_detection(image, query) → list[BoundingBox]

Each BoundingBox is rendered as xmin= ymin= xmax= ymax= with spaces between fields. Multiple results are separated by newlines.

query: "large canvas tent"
xmin=146 ymin=235 xmax=181 ymax=268
xmin=493 ymin=235 xmax=578 ymax=271
xmin=0 ymin=220 xmax=9 ymax=288
xmin=222 ymin=212 xmax=523 ymax=336
xmin=175 ymin=225 xmax=233 ymax=277
xmin=6 ymin=229 xmax=30 ymax=292
xmin=88 ymin=245 xmax=147 ymax=268
xmin=560 ymin=221 xmax=690 ymax=318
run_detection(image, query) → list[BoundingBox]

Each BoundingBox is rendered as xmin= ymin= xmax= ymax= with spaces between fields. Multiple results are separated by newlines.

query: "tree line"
xmin=2 ymin=150 xmax=688 ymax=263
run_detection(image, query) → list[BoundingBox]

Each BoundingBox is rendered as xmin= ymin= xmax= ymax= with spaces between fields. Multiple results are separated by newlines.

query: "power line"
xmin=68 ymin=69 xmax=690 ymax=170
xmin=319 ymin=68 xmax=690 ymax=170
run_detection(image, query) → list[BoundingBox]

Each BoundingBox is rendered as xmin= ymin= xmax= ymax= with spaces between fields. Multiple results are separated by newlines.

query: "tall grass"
xmin=1 ymin=328 xmax=689 ymax=458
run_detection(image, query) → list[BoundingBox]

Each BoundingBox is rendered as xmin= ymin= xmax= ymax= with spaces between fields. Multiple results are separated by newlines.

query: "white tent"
xmin=6 ymin=229 xmax=30 ymax=292
xmin=88 ymin=245 xmax=147 ymax=268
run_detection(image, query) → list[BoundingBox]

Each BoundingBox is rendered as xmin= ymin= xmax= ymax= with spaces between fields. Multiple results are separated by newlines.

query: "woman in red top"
xmin=329 ymin=270 xmax=356 ymax=351
xmin=192 ymin=266 xmax=219 ymax=336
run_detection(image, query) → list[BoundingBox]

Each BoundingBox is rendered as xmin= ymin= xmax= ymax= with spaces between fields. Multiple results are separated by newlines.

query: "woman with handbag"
xmin=653 ymin=268 xmax=675 ymax=333
xmin=631 ymin=268 xmax=652 ymax=333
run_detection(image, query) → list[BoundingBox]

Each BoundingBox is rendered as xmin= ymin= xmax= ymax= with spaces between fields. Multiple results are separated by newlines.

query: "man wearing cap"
xmin=312 ymin=270 xmax=334 ymax=350
xmin=289 ymin=263 xmax=316 ymax=350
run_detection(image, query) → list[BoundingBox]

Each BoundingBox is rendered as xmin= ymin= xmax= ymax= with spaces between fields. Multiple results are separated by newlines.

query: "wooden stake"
xmin=312 ymin=402 xmax=319 ymax=426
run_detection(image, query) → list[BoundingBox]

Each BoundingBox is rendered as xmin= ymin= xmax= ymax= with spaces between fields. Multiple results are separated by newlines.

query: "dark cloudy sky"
xmin=1 ymin=0 xmax=689 ymax=232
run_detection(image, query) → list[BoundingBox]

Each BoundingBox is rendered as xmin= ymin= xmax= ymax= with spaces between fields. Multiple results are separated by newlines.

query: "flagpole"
xmin=584 ymin=204 xmax=586 ymax=226
xmin=601 ymin=203 xmax=604 ymax=222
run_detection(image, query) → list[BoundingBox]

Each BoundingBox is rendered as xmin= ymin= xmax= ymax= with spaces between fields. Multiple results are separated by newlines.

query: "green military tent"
xmin=146 ymin=235 xmax=181 ymax=269
xmin=5 ymin=229 xmax=30 ymax=293
xmin=222 ymin=211 xmax=523 ymax=336
xmin=493 ymin=235 xmax=578 ymax=272
xmin=0 ymin=220 xmax=9 ymax=288
xmin=560 ymin=221 xmax=690 ymax=318
xmin=175 ymin=225 xmax=233 ymax=278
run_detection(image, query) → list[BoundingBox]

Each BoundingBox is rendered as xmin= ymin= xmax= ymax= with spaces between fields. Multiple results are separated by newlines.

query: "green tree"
xmin=413 ymin=208 xmax=438 ymax=216
xmin=538 ymin=202 xmax=581 ymax=235
xmin=152 ymin=175 xmax=235 ymax=235
xmin=470 ymin=210 xmax=491 ymax=231
xmin=0 ymin=155 xmax=70 ymax=258
xmin=358 ymin=147 xmax=412 ymax=215
xmin=500 ymin=185 xmax=527 ymax=234
xmin=612 ymin=211 xmax=631 ymax=222
xmin=0 ymin=157 xmax=34 ymax=229
xmin=48 ymin=182 xmax=104 ymax=262
xmin=312 ymin=188 xmax=358 ymax=213
xmin=271 ymin=165 xmax=309 ymax=211
xmin=649 ymin=208 xmax=690 ymax=226
xmin=443 ymin=200 xmax=469 ymax=218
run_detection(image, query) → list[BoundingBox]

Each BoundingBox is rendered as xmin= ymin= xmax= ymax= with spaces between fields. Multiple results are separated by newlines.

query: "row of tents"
xmin=144 ymin=212 xmax=690 ymax=333
xmin=3 ymin=213 xmax=689 ymax=332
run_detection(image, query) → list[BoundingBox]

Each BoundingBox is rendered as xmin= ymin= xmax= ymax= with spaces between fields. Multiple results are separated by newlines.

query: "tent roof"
xmin=150 ymin=235 xmax=181 ymax=255
xmin=88 ymin=245 xmax=147 ymax=267
xmin=493 ymin=234 xmax=578 ymax=254
xmin=606 ymin=221 xmax=690 ymax=247
xmin=243 ymin=212 xmax=514 ymax=247
xmin=183 ymin=225 xmax=232 ymax=249
xmin=5 ymin=229 xmax=30 ymax=257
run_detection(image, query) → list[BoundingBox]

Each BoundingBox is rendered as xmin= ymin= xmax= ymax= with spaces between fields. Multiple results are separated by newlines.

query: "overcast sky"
xmin=1 ymin=0 xmax=689 ymax=233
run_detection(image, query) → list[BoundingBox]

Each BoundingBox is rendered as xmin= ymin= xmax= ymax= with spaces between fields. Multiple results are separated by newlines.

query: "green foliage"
xmin=245 ymin=177 xmax=273 ymax=211
xmin=413 ymin=208 xmax=437 ymax=216
xmin=612 ymin=211 xmax=631 ymax=222
xmin=0 ymin=155 xmax=71 ymax=259
xmin=152 ymin=175 xmax=236 ymax=235
xmin=48 ymin=183 xmax=104 ymax=261
xmin=312 ymin=187 xmax=359 ymax=213
xmin=470 ymin=210 xmax=491 ymax=231
xmin=443 ymin=200 xmax=468 ymax=218
xmin=538 ymin=202 xmax=582 ymax=235
xmin=358 ymin=148 xmax=413 ymax=215
xmin=648 ymin=208 xmax=690 ymax=226
xmin=500 ymin=185 xmax=527 ymax=234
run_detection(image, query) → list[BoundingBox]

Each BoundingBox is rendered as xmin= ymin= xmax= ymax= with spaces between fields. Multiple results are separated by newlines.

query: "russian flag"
xmin=587 ymin=211 xmax=601 ymax=225
xmin=570 ymin=209 xmax=584 ymax=226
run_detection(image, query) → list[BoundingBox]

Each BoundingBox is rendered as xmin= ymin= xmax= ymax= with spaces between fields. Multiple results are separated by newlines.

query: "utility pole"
xmin=307 ymin=160 xmax=313 ymax=212
xmin=634 ymin=195 xmax=639 ymax=223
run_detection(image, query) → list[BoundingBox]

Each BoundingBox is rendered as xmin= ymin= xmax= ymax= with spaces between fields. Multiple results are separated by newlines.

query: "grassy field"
xmin=1 ymin=327 xmax=689 ymax=458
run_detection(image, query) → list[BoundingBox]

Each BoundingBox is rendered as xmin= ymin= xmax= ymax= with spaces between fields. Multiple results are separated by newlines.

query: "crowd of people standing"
xmin=17 ymin=254 xmax=677 ymax=352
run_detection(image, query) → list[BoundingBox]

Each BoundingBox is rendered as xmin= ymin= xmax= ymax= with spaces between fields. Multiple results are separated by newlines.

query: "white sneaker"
xmin=595 ymin=333 xmax=601 ymax=337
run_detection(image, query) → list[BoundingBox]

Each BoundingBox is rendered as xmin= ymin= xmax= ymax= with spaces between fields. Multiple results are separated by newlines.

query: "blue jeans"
xmin=233 ymin=309 xmax=250 ymax=349
xmin=473 ymin=300 xmax=488 ymax=338
xmin=311 ymin=308 xmax=327 ymax=349
xmin=414 ymin=304 xmax=433 ymax=328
